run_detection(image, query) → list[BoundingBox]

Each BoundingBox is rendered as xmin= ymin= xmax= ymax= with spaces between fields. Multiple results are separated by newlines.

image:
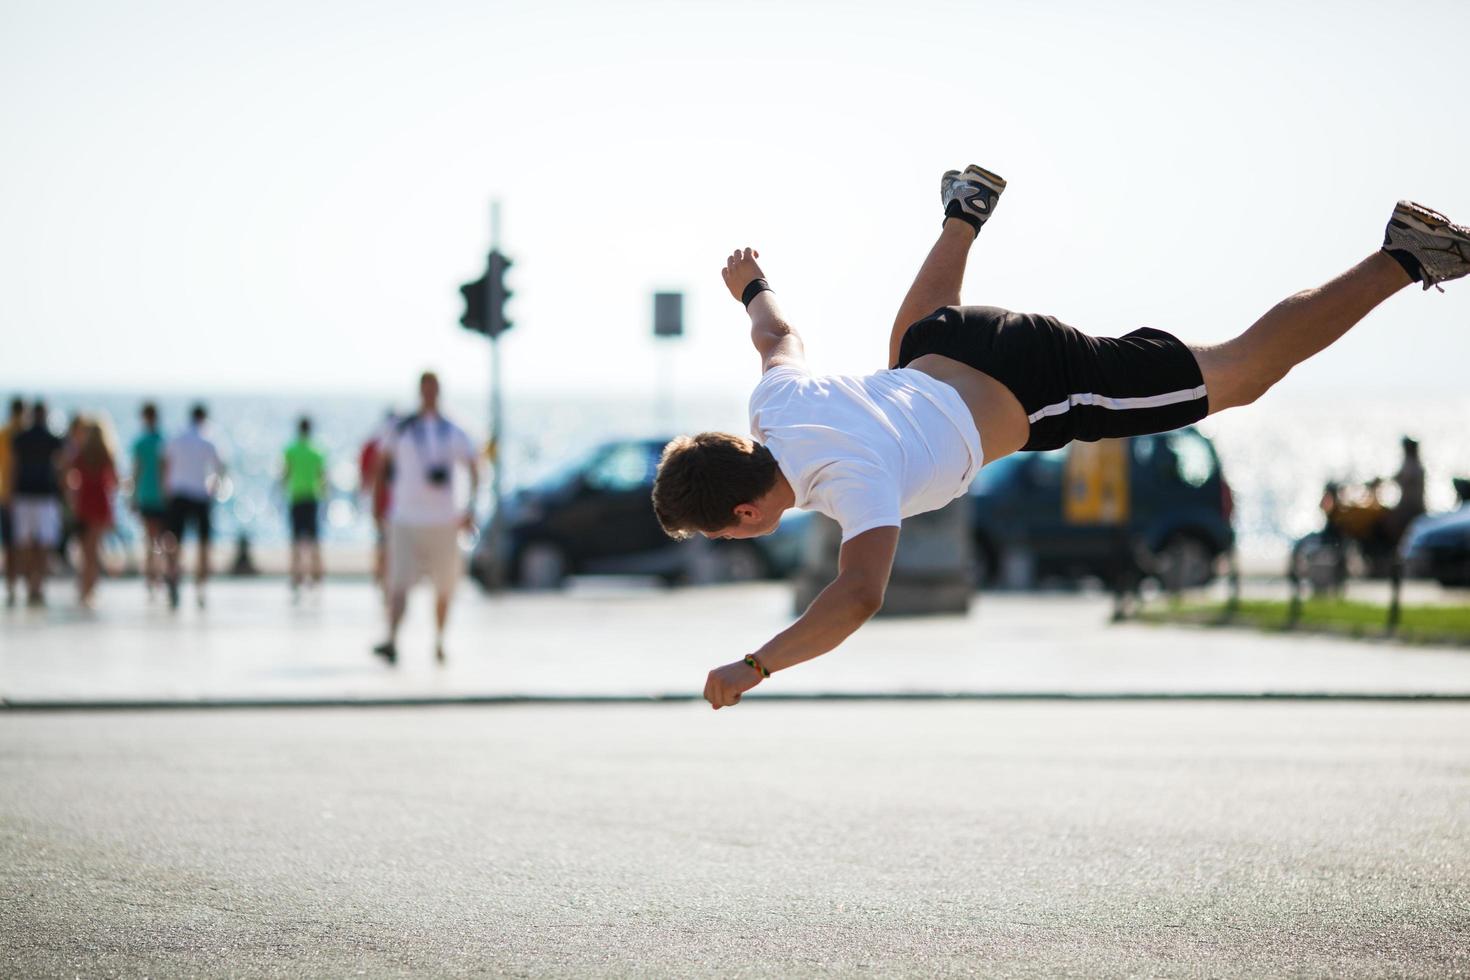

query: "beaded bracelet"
xmin=743 ymin=654 xmax=770 ymax=678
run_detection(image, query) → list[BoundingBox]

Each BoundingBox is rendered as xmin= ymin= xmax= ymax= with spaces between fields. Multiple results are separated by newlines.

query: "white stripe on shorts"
xmin=1026 ymin=384 xmax=1208 ymax=425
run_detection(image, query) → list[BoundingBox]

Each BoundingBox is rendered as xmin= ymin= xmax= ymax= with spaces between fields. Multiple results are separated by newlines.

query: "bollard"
xmin=1224 ymin=547 xmax=1241 ymax=620
xmin=230 ymin=532 xmax=259 ymax=577
xmin=1286 ymin=554 xmax=1303 ymax=629
xmin=1386 ymin=557 xmax=1403 ymax=635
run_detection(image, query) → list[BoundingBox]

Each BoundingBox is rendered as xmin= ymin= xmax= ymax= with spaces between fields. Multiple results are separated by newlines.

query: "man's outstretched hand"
xmin=703 ymin=659 xmax=764 ymax=709
xmin=721 ymin=247 xmax=764 ymax=303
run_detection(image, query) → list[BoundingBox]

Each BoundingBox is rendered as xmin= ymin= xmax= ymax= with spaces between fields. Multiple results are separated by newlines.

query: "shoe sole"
xmin=1392 ymin=200 xmax=1469 ymax=242
xmin=962 ymin=163 xmax=1007 ymax=193
xmin=941 ymin=165 xmax=1008 ymax=199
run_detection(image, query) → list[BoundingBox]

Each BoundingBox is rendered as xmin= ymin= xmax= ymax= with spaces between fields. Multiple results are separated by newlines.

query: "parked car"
xmin=969 ymin=427 xmax=1235 ymax=589
xmin=1400 ymin=493 xmax=1470 ymax=587
xmin=470 ymin=438 xmax=809 ymax=589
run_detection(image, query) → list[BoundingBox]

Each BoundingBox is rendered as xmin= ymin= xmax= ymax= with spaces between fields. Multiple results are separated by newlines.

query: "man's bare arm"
xmin=702 ymin=526 xmax=899 ymax=709
xmin=463 ymin=454 xmax=481 ymax=531
xmin=371 ymin=447 xmax=391 ymax=506
xmin=721 ymin=247 xmax=805 ymax=372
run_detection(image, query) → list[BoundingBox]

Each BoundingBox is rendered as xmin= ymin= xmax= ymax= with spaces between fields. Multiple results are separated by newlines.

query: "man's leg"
xmin=374 ymin=522 xmax=408 ymax=663
xmin=162 ymin=498 xmax=184 ymax=608
xmin=2 ymin=512 xmax=15 ymax=605
xmin=430 ymin=526 xmax=459 ymax=664
xmin=372 ymin=520 xmax=387 ymax=597
xmin=142 ymin=518 xmax=160 ymax=594
xmin=387 ymin=591 xmax=407 ymax=643
xmin=289 ymin=540 xmax=302 ymax=592
xmin=887 ymin=165 xmax=1007 ymax=368
xmin=888 ymin=218 xmax=976 ymax=368
xmin=433 ymin=591 xmax=451 ymax=663
xmin=1192 ymin=252 xmax=1412 ymax=414
xmin=24 ymin=543 xmax=44 ymax=603
xmin=195 ymin=535 xmax=210 ymax=590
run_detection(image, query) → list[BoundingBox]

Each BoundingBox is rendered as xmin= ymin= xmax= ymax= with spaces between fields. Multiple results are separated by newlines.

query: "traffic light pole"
xmin=485 ymin=201 xmax=506 ymax=589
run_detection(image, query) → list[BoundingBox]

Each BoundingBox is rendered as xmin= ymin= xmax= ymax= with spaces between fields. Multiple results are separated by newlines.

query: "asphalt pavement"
xmin=2 ymin=702 xmax=1467 ymax=978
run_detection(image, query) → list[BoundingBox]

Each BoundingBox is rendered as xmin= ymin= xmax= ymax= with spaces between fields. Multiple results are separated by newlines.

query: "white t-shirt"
xmin=382 ymin=412 xmax=477 ymax=527
xmin=164 ymin=425 xmax=223 ymax=500
xmin=749 ymin=365 xmax=984 ymax=542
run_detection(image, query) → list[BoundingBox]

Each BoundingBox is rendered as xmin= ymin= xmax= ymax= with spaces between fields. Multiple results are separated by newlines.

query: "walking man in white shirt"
xmin=372 ymin=372 xmax=480 ymax=665
xmin=163 ymin=403 xmax=225 ymax=610
xmin=650 ymin=164 xmax=1470 ymax=709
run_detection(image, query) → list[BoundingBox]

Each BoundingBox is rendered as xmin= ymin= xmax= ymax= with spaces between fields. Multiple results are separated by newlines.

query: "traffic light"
xmin=459 ymin=250 xmax=513 ymax=338
xmin=459 ymin=275 xmax=487 ymax=334
xmin=486 ymin=250 xmax=512 ymax=337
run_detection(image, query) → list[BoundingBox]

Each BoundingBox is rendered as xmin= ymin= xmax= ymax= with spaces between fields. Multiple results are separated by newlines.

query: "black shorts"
xmin=139 ymin=504 xmax=168 ymax=522
xmin=290 ymin=500 xmax=320 ymax=542
xmin=167 ymin=496 xmax=212 ymax=544
xmin=0 ymin=504 xmax=11 ymax=549
xmin=897 ymin=306 xmax=1209 ymax=452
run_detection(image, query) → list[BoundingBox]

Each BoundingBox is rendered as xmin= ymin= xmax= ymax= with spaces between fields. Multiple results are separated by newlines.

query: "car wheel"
xmin=1154 ymin=534 xmax=1215 ymax=592
xmin=517 ymin=542 xmax=568 ymax=590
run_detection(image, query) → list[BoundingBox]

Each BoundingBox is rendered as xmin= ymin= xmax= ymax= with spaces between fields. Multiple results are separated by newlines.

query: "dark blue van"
xmin=969 ymin=427 xmax=1235 ymax=589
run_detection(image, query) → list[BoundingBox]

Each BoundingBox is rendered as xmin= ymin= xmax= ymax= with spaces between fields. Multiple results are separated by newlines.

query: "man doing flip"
xmin=651 ymin=164 xmax=1470 ymax=709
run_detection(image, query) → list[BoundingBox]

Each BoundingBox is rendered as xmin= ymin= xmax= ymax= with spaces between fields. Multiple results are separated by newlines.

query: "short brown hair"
xmin=652 ymin=432 xmax=779 ymax=539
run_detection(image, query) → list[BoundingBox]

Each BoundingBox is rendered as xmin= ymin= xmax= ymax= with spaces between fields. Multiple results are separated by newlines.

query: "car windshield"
xmin=585 ymin=442 xmax=660 ymax=491
xmin=528 ymin=452 xmax=597 ymax=493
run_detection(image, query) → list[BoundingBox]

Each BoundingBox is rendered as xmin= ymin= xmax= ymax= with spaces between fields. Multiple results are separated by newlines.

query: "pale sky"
xmin=3 ymin=0 xmax=1468 ymax=406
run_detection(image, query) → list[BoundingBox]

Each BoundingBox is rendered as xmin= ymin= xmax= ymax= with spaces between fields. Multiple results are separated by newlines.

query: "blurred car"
xmin=470 ymin=438 xmax=809 ymax=589
xmin=969 ymin=427 xmax=1235 ymax=589
xmin=1399 ymin=501 xmax=1470 ymax=587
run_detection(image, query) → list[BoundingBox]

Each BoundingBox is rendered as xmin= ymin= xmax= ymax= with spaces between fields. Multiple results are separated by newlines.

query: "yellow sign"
xmin=1064 ymin=439 xmax=1130 ymax=524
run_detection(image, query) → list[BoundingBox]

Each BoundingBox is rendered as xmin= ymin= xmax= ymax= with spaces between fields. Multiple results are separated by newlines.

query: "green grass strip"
xmin=1139 ymin=598 xmax=1470 ymax=646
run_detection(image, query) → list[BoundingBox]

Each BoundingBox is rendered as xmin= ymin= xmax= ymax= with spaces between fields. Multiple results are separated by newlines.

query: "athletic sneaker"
xmin=372 ymin=640 xmax=397 ymax=665
xmin=1383 ymin=200 xmax=1470 ymax=292
xmin=941 ymin=164 xmax=1007 ymax=234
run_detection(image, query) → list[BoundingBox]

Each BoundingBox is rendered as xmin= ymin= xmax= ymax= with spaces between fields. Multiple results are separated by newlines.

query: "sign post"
xmin=653 ymin=291 xmax=683 ymax=428
xmin=458 ymin=201 xmax=514 ymax=588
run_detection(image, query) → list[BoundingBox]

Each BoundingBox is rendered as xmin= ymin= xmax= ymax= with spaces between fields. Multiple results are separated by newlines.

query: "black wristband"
xmin=741 ymin=278 xmax=772 ymax=308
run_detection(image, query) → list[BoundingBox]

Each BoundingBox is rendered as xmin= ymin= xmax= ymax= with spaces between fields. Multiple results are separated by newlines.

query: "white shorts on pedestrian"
xmin=387 ymin=522 xmax=461 ymax=595
xmin=12 ymin=497 xmax=61 ymax=548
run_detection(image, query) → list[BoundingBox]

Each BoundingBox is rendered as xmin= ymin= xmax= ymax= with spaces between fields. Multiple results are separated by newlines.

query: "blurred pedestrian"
xmin=283 ymin=415 xmax=327 ymax=599
xmin=0 ymin=397 xmax=25 ymax=607
xmin=10 ymin=401 xmax=64 ymax=607
xmin=372 ymin=373 xmax=479 ymax=665
xmin=130 ymin=402 xmax=168 ymax=598
xmin=358 ymin=409 xmax=396 ymax=595
xmin=55 ymin=411 xmax=86 ymax=570
xmin=1391 ymin=436 xmax=1426 ymax=539
xmin=163 ymin=403 xmax=224 ymax=610
xmin=68 ymin=417 xmax=117 ymax=608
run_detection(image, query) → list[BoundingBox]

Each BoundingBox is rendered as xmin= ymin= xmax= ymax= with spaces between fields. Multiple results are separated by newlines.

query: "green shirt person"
xmin=131 ymin=427 xmax=166 ymax=516
xmin=283 ymin=416 xmax=327 ymax=594
xmin=284 ymin=433 xmax=327 ymax=504
xmin=130 ymin=402 xmax=170 ymax=597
